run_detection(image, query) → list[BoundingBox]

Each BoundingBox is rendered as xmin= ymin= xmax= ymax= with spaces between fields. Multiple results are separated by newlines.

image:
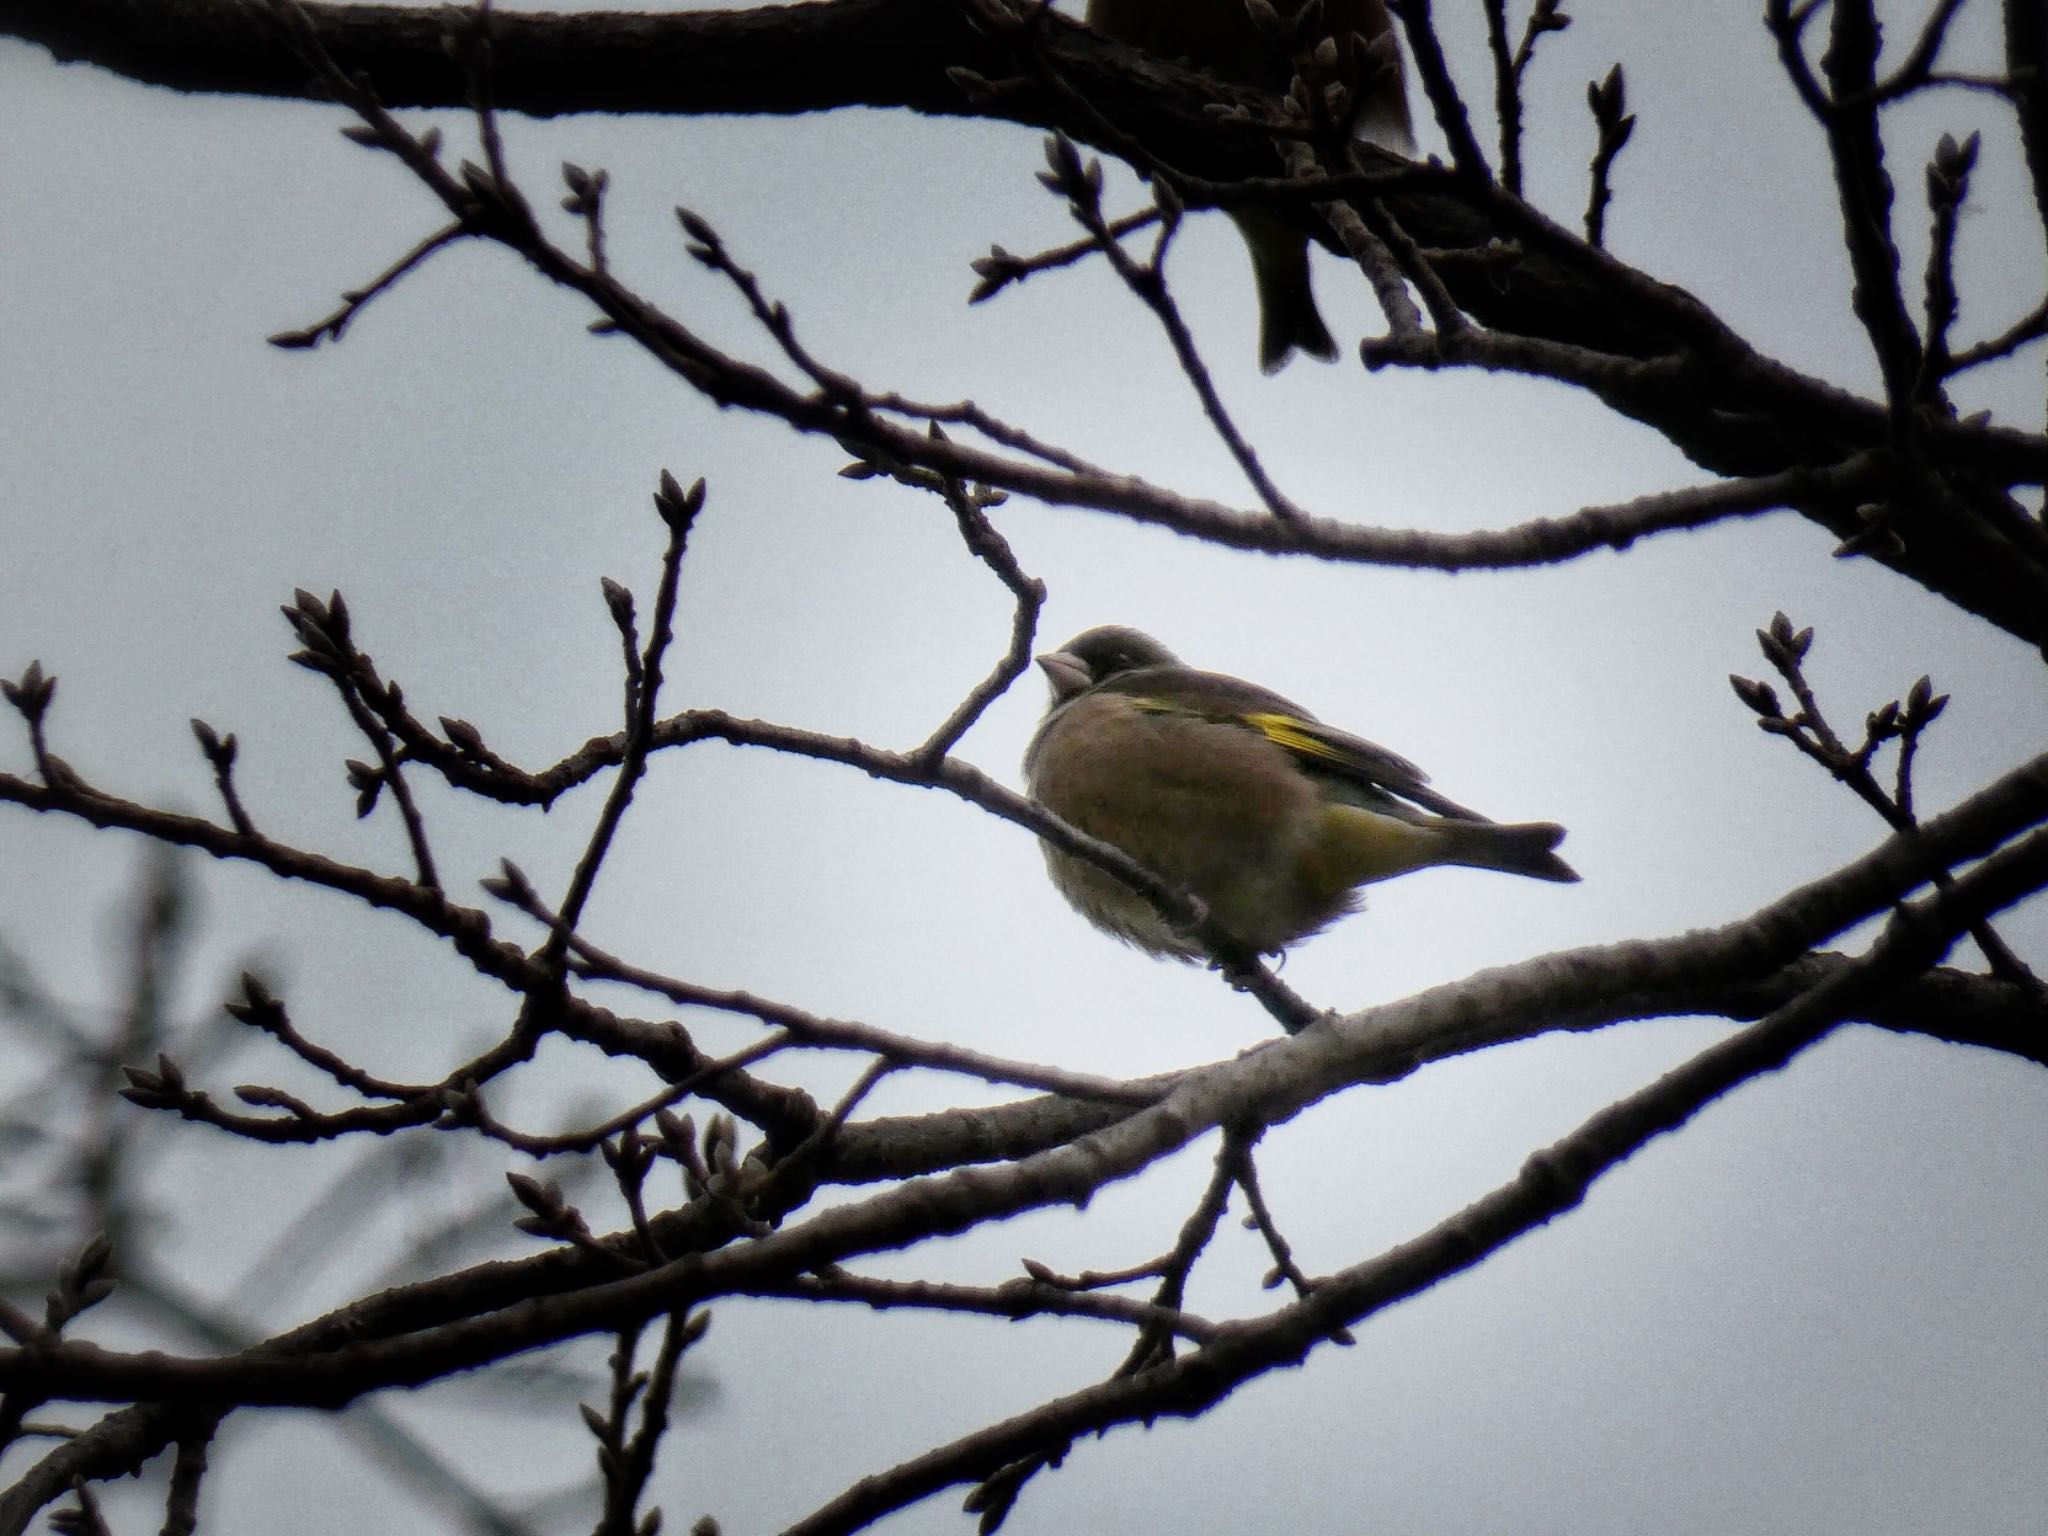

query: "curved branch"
xmin=4 ymin=750 xmax=2046 ymax=1413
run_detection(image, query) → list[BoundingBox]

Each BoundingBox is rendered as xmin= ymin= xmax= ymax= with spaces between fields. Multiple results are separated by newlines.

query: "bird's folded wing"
xmin=1109 ymin=667 xmax=1490 ymax=824
xmin=1238 ymin=712 xmax=1488 ymax=823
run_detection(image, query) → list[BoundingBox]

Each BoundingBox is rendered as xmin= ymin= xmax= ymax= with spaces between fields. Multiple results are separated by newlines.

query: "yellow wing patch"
xmin=1243 ymin=711 xmax=1346 ymax=764
xmin=1125 ymin=701 xmax=1359 ymax=772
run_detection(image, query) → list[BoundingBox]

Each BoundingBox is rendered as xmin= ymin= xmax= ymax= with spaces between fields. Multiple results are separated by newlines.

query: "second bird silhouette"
xmin=1086 ymin=0 xmax=1414 ymax=372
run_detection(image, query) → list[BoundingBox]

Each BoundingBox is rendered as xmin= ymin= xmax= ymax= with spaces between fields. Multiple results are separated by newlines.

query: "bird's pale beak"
xmin=1036 ymin=650 xmax=1093 ymax=701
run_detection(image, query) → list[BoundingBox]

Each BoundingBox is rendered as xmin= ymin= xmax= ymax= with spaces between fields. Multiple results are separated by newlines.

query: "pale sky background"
xmin=3 ymin=1 xmax=2048 ymax=1532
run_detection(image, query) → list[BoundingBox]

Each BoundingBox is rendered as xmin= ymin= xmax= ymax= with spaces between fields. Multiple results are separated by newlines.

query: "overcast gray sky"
xmin=4 ymin=1 xmax=2047 ymax=1532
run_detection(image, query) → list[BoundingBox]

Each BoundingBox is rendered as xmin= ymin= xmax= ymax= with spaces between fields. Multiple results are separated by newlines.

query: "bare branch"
xmin=1875 ymin=0 xmax=1971 ymax=101
xmin=1584 ymin=63 xmax=1634 ymax=248
xmin=1038 ymin=133 xmax=1310 ymax=522
xmin=1483 ymin=0 xmax=1569 ymax=197
xmin=1386 ymin=0 xmax=1492 ymax=179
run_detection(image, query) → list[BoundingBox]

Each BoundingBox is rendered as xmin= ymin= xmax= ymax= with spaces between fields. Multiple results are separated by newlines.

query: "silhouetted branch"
xmin=1584 ymin=64 xmax=1633 ymax=247
xmin=1483 ymin=0 xmax=1569 ymax=197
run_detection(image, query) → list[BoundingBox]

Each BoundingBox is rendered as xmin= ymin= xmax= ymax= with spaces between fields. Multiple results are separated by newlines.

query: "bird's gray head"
xmin=1036 ymin=626 xmax=1182 ymax=702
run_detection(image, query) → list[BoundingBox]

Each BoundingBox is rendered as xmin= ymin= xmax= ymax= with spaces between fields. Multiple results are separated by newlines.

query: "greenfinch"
xmin=1024 ymin=627 xmax=1577 ymax=960
xmin=1086 ymin=0 xmax=1414 ymax=372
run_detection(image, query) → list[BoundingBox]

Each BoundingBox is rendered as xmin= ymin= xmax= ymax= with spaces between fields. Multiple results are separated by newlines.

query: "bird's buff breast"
xmin=1027 ymin=699 xmax=1351 ymax=956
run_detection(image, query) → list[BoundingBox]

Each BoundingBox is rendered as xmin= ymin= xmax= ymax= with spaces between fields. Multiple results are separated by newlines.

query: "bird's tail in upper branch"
xmin=1230 ymin=210 xmax=1339 ymax=373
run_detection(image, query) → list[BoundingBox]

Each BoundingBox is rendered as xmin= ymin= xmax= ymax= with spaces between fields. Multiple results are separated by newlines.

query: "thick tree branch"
xmin=10 ymin=0 xmax=2048 ymax=639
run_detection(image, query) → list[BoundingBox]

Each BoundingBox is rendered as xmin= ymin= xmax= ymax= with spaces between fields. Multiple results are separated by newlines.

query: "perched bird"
xmin=1024 ymin=626 xmax=1577 ymax=960
xmin=1085 ymin=0 xmax=1414 ymax=372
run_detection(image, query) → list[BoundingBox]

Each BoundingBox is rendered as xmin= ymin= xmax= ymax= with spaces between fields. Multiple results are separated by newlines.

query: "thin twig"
xmin=1913 ymin=131 xmax=1978 ymax=401
xmin=546 ymin=474 xmax=702 ymax=957
xmin=968 ymin=207 xmax=1164 ymax=303
xmin=1040 ymin=135 xmax=1309 ymax=523
xmin=1874 ymin=0 xmax=1971 ymax=101
xmin=267 ymin=224 xmax=467 ymax=350
xmin=159 ymin=1420 xmax=214 ymax=1536
xmin=784 ymin=1268 xmax=1218 ymax=1344
xmin=1733 ymin=614 xmax=2038 ymax=987
xmin=912 ymin=478 xmax=1045 ymax=764
xmin=1584 ymin=65 xmax=1635 ymax=249
xmin=1387 ymin=0 xmax=1493 ymax=179
xmin=1944 ymin=297 xmax=2048 ymax=376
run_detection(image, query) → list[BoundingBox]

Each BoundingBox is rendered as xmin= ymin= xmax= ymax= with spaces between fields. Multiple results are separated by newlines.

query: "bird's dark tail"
xmin=1231 ymin=211 xmax=1339 ymax=374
